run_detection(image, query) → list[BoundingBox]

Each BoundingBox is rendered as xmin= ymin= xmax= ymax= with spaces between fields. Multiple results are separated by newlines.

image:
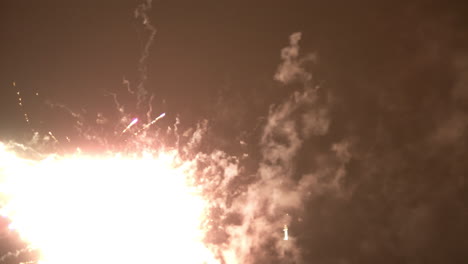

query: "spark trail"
xmin=121 ymin=118 xmax=139 ymax=134
xmin=135 ymin=112 xmax=165 ymax=135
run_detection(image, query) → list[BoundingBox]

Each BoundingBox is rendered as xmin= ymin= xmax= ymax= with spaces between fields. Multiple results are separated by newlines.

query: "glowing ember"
xmin=0 ymin=142 xmax=218 ymax=264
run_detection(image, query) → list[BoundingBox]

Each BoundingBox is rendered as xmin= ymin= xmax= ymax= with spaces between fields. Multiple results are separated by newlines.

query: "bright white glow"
xmin=283 ymin=225 xmax=288 ymax=241
xmin=0 ymin=143 xmax=218 ymax=264
xmin=122 ymin=118 xmax=139 ymax=134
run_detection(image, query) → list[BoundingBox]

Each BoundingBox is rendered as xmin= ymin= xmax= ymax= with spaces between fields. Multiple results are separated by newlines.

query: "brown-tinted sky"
xmin=1 ymin=1 xmax=468 ymax=263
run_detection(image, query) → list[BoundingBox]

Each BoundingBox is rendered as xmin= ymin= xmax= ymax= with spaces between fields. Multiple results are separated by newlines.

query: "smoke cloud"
xmin=2 ymin=2 xmax=468 ymax=264
xmin=198 ymin=32 xmax=349 ymax=264
xmin=134 ymin=0 xmax=157 ymax=109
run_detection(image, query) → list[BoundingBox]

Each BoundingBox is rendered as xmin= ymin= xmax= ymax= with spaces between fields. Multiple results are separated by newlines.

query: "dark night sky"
xmin=1 ymin=0 xmax=468 ymax=263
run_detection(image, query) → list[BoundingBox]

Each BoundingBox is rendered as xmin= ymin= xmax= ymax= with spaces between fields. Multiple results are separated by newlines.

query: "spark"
xmin=48 ymin=132 xmax=58 ymax=143
xmin=14 ymin=82 xmax=30 ymax=125
xmin=0 ymin=142 xmax=219 ymax=264
xmin=121 ymin=117 xmax=139 ymax=134
xmin=135 ymin=113 xmax=165 ymax=135
xmin=24 ymin=114 xmax=30 ymax=123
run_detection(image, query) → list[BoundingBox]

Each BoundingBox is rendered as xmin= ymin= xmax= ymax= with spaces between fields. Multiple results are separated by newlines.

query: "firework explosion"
xmin=4 ymin=1 xmax=468 ymax=264
xmin=0 ymin=145 xmax=218 ymax=264
xmin=0 ymin=31 xmax=332 ymax=264
xmin=0 ymin=2 xmax=335 ymax=264
xmin=0 ymin=1 xmax=221 ymax=263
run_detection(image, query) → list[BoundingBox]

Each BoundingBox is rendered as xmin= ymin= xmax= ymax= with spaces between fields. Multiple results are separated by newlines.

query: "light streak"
xmin=135 ymin=113 xmax=165 ymax=135
xmin=121 ymin=118 xmax=139 ymax=134
xmin=283 ymin=225 xmax=288 ymax=241
xmin=0 ymin=142 xmax=219 ymax=264
xmin=48 ymin=132 xmax=58 ymax=143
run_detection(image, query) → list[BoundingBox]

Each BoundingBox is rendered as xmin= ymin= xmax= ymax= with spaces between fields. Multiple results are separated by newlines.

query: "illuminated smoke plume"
xmin=196 ymin=32 xmax=351 ymax=264
xmin=274 ymin=32 xmax=316 ymax=84
xmin=3 ymin=3 xmax=468 ymax=264
xmin=0 ymin=26 xmax=349 ymax=264
xmin=134 ymin=0 xmax=157 ymax=109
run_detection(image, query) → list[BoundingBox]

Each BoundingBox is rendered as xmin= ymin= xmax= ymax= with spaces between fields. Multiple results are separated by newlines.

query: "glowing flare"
xmin=122 ymin=118 xmax=139 ymax=134
xmin=0 ymin=142 xmax=218 ymax=264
